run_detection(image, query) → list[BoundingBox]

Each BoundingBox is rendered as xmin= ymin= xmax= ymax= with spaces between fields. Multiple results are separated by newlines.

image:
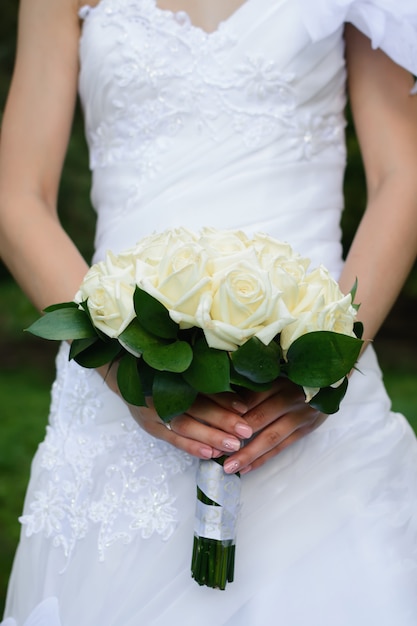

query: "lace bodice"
xmin=79 ymin=0 xmax=346 ymax=172
xmin=78 ymin=0 xmax=349 ymax=275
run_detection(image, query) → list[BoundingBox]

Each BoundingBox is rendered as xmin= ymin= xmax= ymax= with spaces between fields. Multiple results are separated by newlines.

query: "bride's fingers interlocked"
xmin=130 ymin=405 xmax=216 ymax=459
xmin=170 ymin=414 xmax=243 ymax=453
xmin=172 ymin=394 xmax=253 ymax=451
xmin=235 ymin=410 xmax=327 ymax=474
xmin=222 ymin=385 xmax=326 ymax=474
xmin=183 ymin=394 xmax=253 ymax=439
xmin=128 ymin=395 xmax=252 ymax=460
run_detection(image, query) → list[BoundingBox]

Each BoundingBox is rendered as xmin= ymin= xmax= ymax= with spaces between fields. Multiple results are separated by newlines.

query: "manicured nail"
xmin=223 ymin=460 xmax=240 ymax=474
xmin=223 ymin=438 xmax=241 ymax=452
xmin=200 ymin=447 xmax=213 ymax=459
xmin=234 ymin=423 xmax=253 ymax=439
xmin=232 ymin=400 xmax=248 ymax=414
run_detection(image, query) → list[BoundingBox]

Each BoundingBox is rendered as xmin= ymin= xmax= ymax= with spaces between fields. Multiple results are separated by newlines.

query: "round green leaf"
xmin=308 ymin=377 xmax=349 ymax=414
xmin=134 ymin=287 xmax=178 ymax=339
xmin=230 ymin=367 xmax=273 ymax=392
xmin=118 ymin=318 xmax=162 ymax=356
xmin=286 ymin=331 xmax=363 ymax=387
xmin=231 ymin=337 xmax=281 ymax=384
xmin=152 ymin=371 xmax=197 ymax=420
xmin=117 ymin=353 xmax=147 ymax=406
xmin=26 ymin=308 xmax=96 ymax=340
xmin=73 ymin=339 xmax=122 ymax=368
xmin=137 ymin=360 xmax=155 ymax=396
xmin=183 ymin=336 xmax=231 ymax=394
xmin=143 ymin=340 xmax=193 ymax=373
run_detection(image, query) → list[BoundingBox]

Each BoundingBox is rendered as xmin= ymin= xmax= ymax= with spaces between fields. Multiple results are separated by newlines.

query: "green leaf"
xmin=26 ymin=308 xmax=97 ymax=340
xmin=118 ymin=318 xmax=162 ymax=356
xmin=143 ymin=340 xmax=193 ymax=373
xmin=349 ymin=278 xmax=358 ymax=303
xmin=286 ymin=331 xmax=363 ymax=388
xmin=134 ymin=287 xmax=178 ymax=339
xmin=152 ymin=371 xmax=197 ymax=420
xmin=349 ymin=279 xmax=361 ymax=312
xmin=230 ymin=367 xmax=273 ymax=392
xmin=137 ymin=360 xmax=156 ymax=396
xmin=117 ymin=353 xmax=147 ymax=406
xmin=77 ymin=300 xmax=109 ymax=342
xmin=353 ymin=321 xmax=364 ymax=339
xmin=73 ymin=339 xmax=122 ymax=368
xmin=183 ymin=336 xmax=231 ymax=394
xmin=308 ymin=377 xmax=349 ymax=414
xmin=44 ymin=301 xmax=78 ymax=312
xmin=69 ymin=337 xmax=100 ymax=359
xmin=231 ymin=337 xmax=281 ymax=384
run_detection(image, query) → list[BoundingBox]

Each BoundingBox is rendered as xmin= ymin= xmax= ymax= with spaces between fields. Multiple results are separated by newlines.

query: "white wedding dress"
xmin=3 ymin=0 xmax=417 ymax=624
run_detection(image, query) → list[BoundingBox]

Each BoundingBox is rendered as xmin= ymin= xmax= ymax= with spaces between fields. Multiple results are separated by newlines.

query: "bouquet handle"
xmin=191 ymin=458 xmax=241 ymax=589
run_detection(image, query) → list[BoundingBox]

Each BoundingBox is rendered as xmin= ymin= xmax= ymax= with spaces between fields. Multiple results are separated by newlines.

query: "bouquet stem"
xmin=191 ymin=458 xmax=241 ymax=590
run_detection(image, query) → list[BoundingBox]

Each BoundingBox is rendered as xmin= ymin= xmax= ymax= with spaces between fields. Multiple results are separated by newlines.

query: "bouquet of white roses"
xmin=27 ymin=227 xmax=363 ymax=589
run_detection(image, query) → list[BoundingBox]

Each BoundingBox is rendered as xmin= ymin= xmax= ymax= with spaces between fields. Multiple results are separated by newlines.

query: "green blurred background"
xmin=0 ymin=0 xmax=416 ymax=616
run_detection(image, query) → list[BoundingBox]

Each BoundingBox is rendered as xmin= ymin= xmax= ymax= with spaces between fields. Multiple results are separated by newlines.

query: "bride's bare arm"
xmin=220 ymin=26 xmax=417 ymax=474
xmin=0 ymin=0 xmax=88 ymax=308
xmin=339 ymin=25 xmax=417 ymax=338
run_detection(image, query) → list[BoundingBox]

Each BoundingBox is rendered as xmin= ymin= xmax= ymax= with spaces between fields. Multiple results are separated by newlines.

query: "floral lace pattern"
xmin=79 ymin=0 xmax=345 ymax=177
xmin=20 ymin=347 xmax=194 ymax=564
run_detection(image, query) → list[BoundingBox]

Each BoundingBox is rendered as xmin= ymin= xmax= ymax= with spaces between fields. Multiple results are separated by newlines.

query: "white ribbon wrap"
xmin=194 ymin=459 xmax=241 ymax=542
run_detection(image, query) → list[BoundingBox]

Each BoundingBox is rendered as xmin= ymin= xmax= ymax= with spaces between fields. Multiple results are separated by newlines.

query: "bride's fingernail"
xmin=200 ymin=447 xmax=213 ymax=459
xmin=232 ymin=400 xmax=247 ymax=414
xmin=235 ymin=423 xmax=252 ymax=438
xmin=223 ymin=438 xmax=241 ymax=451
xmin=223 ymin=459 xmax=240 ymax=474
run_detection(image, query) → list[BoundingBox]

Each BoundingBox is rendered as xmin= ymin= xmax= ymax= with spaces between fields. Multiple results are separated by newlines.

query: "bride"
xmin=1 ymin=0 xmax=417 ymax=624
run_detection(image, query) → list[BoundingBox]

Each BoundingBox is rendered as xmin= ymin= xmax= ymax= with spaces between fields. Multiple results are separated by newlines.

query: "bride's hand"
xmin=128 ymin=394 xmax=253 ymax=459
xmin=222 ymin=378 xmax=327 ymax=475
xmin=99 ymin=361 xmax=253 ymax=459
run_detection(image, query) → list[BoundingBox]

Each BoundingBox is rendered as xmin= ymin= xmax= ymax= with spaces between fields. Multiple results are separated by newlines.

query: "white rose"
xmin=199 ymin=227 xmax=250 ymax=254
xmin=195 ymin=260 xmax=293 ymax=351
xmin=306 ymin=266 xmax=348 ymax=306
xmin=252 ymin=233 xmax=296 ymax=264
xmin=275 ymin=255 xmax=310 ymax=281
xmin=255 ymin=233 xmax=308 ymax=269
xmin=199 ymin=227 xmax=255 ymax=274
xmin=138 ymin=240 xmax=211 ymax=328
xmin=108 ymin=246 xmax=137 ymax=269
xmin=267 ymin=255 xmax=311 ymax=312
xmin=254 ymin=235 xmax=310 ymax=311
xmin=280 ymin=266 xmax=357 ymax=352
xmin=76 ymin=251 xmax=136 ymax=338
xmin=131 ymin=227 xmax=198 ymax=268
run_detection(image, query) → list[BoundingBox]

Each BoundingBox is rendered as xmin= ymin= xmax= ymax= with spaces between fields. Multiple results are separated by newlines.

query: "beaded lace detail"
xmin=79 ymin=0 xmax=345 ymax=177
xmin=20 ymin=347 xmax=194 ymax=564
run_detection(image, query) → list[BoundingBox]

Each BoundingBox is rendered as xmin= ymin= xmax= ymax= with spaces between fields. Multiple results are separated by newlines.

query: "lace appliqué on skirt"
xmin=19 ymin=346 xmax=194 ymax=565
